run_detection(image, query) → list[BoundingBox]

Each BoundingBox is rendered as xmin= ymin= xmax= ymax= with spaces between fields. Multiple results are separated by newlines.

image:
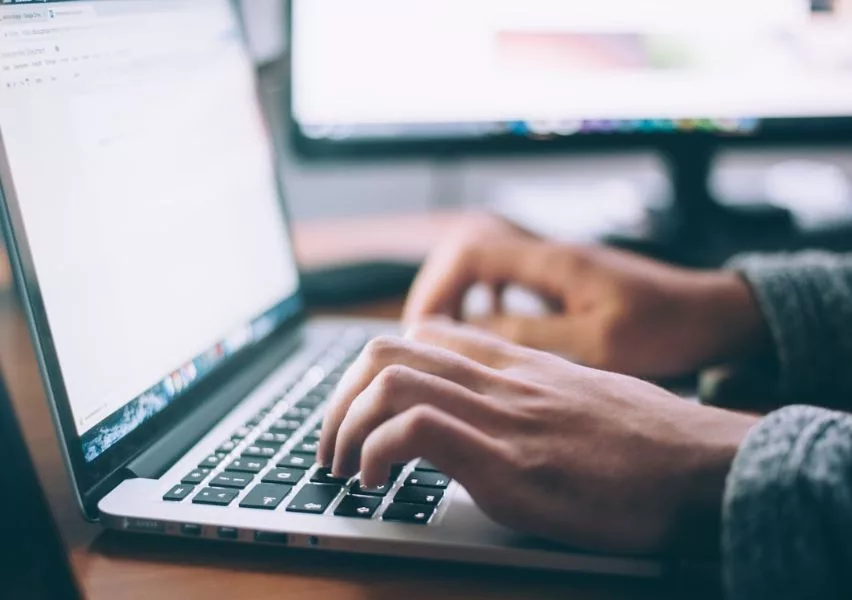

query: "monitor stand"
xmin=610 ymin=141 xmax=798 ymax=268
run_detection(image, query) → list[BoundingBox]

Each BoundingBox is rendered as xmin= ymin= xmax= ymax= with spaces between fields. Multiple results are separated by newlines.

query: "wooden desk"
xmin=0 ymin=213 xmax=675 ymax=600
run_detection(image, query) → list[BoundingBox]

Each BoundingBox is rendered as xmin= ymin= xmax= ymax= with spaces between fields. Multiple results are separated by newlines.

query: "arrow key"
xmin=239 ymin=483 xmax=293 ymax=510
xmin=334 ymin=495 xmax=381 ymax=519
xmin=382 ymin=502 xmax=435 ymax=525
xmin=192 ymin=487 xmax=239 ymax=506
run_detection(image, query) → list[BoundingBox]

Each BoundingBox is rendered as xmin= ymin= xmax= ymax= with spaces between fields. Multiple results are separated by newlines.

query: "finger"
xmin=405 ymin=319 xmax=521 ymax=368
xmin=359 ymin=404 xmax=503 ymax=491
xmin=318 ymin=335 xmax=495 ymax=466
xmin=332 ymin=365 xmax=503 ymax=477
xmin=403 ymin=239 xmax=564 ymax=323
xmin=470 ymin=315 xmax=595 ymax=360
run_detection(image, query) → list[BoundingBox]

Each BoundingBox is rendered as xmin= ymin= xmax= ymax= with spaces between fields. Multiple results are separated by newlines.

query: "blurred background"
xmin=239 ymin=0 xmax=852 ymax=260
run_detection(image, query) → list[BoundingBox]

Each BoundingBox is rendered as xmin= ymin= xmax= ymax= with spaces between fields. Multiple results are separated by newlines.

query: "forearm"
xmin=728 ymin=252 xmax=852 ymax=410
xmin=722 ymin=405 xmax=852 ymax=600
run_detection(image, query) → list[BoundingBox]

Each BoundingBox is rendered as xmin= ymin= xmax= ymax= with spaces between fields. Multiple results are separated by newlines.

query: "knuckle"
xmin=402 ymin=405 xmax=439 ymax=440
xmin=374 ymin=365 xmax=412 ymax=400
xmin=363 ymin=335 xmax=402 ymax=365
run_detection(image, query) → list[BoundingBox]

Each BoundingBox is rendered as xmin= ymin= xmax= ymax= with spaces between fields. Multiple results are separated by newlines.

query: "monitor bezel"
xmin=287 ymin=0 xmax=852 ymax=161
xmin=0 ymin=0 xmax=308 ymax=518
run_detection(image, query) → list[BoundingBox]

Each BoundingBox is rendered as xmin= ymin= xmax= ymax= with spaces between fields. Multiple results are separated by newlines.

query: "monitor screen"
xmin=0 ymin=0 xmax=301 ymax=462
xmin=291 ymin=0 xmax=852 ymax=145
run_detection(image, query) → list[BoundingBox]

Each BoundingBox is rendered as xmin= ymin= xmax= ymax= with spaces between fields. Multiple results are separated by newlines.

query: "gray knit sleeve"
xmin=727 ymin=252 xmax=852 ymax=408
xmin=722 ymin=405 xmax=852 ymax=599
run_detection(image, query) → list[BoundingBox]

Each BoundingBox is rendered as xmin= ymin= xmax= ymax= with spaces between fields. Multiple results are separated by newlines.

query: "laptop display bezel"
xmin=0 ymin=0 xmax=308 ymax=518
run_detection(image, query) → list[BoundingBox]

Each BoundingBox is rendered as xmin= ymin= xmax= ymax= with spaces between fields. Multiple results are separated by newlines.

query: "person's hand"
xmin=319 ymin=321 xmax=759 ymax=555
xmin=404 ymin=215 xmax=768 ymax=379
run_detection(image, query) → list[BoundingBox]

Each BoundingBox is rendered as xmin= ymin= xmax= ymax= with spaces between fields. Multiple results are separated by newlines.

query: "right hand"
xmin=403 ymin=215 xmax=768 ymax=379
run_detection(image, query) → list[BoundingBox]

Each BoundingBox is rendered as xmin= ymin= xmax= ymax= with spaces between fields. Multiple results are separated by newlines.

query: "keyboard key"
xmin=262 ymin=468 xmax=305 ymax=485
xmin=382 ymin=503 xmax=435 ymax=524
xmin=270 ymin=419 xmax=302 ymax=433
xmin=163 ymin=484 xmax=194 ymax=501
xmin=389 ymin=463 xmax=407 ymax=481
xmin=226 ymin=458 xmax=267 ymax=474
xmin=334 ymin=495 xmax=381 ymax=519
xmin=239 ymin=483 xmax=293 ymax=510
xmin=415 ymin=459 xmax=440 ymax=472
xmin=311 ymin=467 xmax=349 ymax=486
xmin=193 ymin=487 xmax=239 ymax=506
xmin=217 ymin=440 xmax=237 ymax=454
xmin=256 ymin=432 xmax=289 ymax=447
xmin=283 ymin=406 xmax=312 ymax=419
xmin=292 ymin=441 xmax=319 ymax=456
xmin=394 ymin=486 xmax=443 ymax=507
xmin=181 ymin=468 xmax=210 ymax=485
xmin=242 ymin=445 xmax=276 ymax=459
xmin=199 ymin=453 xmax=226 ymax=469
xmin=232 ymin=426 xmax=252 ymax=439
xmin=278 ymin=454 xmax=314 ymax=470
xmin=295 ymin=394 xmax=325 ymax=409
xmin=405 ymin=472 xmax=450 ymax=489
xmin=210 ymin=473 xmax=253 ymax=489
xmin=286 ymin=484 xmax=341 ymax=514
xmin=350 ymin=480 xmax=391 ymax=497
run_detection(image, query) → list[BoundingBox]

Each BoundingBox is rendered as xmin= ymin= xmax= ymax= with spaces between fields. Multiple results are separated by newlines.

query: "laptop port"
xmin=180 ymin=524 xmax=202 ymax=537
xmin=217 ymin=527 xmax=239 ymax=540
xmin=254 ymin=531 xmax=288 ymax=545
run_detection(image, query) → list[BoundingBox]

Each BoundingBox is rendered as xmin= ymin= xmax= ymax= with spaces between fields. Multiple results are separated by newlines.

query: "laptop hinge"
xmin=125 ymin=330 xmax=305 ymax=480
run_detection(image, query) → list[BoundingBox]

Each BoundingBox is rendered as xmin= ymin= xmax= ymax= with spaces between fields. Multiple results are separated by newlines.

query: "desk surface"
xmin=0 ymin=213 xmax=678 ymax=600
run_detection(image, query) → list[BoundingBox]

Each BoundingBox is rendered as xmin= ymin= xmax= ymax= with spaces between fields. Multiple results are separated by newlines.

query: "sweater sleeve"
xmin=722 ymin=405 xmax=852 ymax=600
xmin=726 ymin=252 xmax=852 ymax=409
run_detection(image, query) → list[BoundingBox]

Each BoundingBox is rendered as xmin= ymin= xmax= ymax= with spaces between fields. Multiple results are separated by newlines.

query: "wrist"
xmin=673 ymin=409 xmax=759 ymax=558
xmin=691 ymin=271 xmax=771 ymax=366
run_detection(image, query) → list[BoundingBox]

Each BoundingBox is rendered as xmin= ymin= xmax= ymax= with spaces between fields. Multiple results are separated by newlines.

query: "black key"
xmin=389 ymin=463 xmax=407 ymax=480
xmin=210 ymin=472 xmax=253 ymax=489
xmin=350 ymin=480 xmax=392 ymax=497
xmin=262 ymin=468 xmax=305 ymax=486
xmin=199 ymin=453 xmax=226 ymax=469
xmin=415 ymin=459 xmax=440 ymax=472
xmin=217 ymin=440 xmax=237 ymax=454
xmin=382 ymin=502 xmax=435 ymax=524
xmin=232 ymin=426 xmax=252 ymax=439
xmin=193 ymin=487 xmax=239 ymax=506
xmin=242 ymin=445 xmax=276 ymax=459
xmin=334 ymin=495 xmax=381 ymax=519
xmin=394 ymin=486 xmax=443 ymax=506
xmin=256 ymin=432 xmax=289 ymax=447
xmin=283 ymin=406 xmax=312 ymax=420
xmin=239 ymin=483 xmax=293 ymax=510
xmin=286 ymin=484 xmax=341 ymax=514
xmin=405 ymin=472 xmax=450 ymax=489
xmin=163 ymin=484 xmax=194 ymax=501
xmin=181 ymin=468 xmax=210 ymax=485
xmin=310 ymin=467 xmax=349 ymax=486
xmin=292 ymin=441 xmax=319 ymax=456
xmin=226 ymin=458 xmax=267 ymax=473
xmin=303 ymin=427 xmax=323 ymax=442
xmin=295 ymin=394 xmax=325 ymax=409
xmin=278 ymin=454 xmax=314 ymax=470
xmin=270 ymin=419 xmax=302 ymax=433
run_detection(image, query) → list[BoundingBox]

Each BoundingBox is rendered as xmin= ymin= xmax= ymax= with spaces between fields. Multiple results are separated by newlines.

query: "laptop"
xmin=0 ymin=0 xmax=660 ymax=577
xmin=0 ymin=370 xmax=84 ymax=600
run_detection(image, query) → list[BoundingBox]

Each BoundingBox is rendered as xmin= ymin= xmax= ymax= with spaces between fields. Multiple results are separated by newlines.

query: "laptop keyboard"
xmin=162 ymin=330 xmax=452 ymax=526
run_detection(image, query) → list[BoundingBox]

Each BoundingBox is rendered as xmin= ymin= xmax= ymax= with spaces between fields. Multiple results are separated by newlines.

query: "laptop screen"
xmin=0 ymin=0 xmax=301 ymax=462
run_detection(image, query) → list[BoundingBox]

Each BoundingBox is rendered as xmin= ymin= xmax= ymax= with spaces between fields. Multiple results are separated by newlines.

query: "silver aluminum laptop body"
xmin=0 ymin=0 xmax=661 ymax=578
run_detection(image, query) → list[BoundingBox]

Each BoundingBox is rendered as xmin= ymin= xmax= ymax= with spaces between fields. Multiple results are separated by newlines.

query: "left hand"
xmin=319 ymin=321 xmax=758 ymax=556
